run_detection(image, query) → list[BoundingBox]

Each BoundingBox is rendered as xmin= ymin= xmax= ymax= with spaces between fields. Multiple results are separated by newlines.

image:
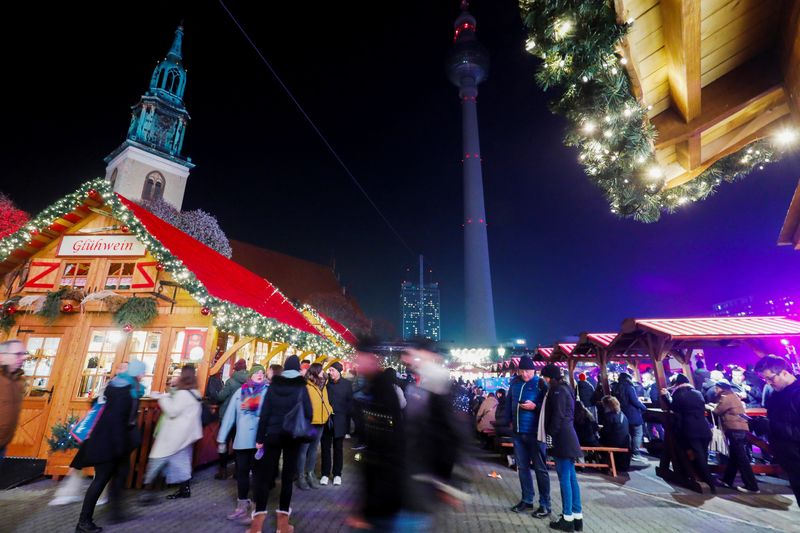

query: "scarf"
xmin=111 ymin=372 xmax=145 ymax=399
xmin=537 ymin=391 xmax=549 ymax=442
xmin=240 ymin=379 xmax=267 ymax=413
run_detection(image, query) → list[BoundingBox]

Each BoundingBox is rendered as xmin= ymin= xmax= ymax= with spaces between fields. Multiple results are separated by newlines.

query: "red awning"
xmin=586 ymin=333 xmax=617 ymax=346
xmin=633 ymin=316 xmax=800 ymax=339
xmin=120 ymin=196 xmax=321 ymax=336
xmin=317 ymin=310 xmax=359 ymax=345
xmin=557 ymin=343 xmax=576 ymax=355
xmin=537 ymin=347 xmax=553 ymax=358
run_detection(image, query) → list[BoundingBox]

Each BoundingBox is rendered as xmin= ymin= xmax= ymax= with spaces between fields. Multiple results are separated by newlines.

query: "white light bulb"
xmin=775 ymin=129 xmax=798 ymax=146
xmin=647 ymin=166 xmax=662 ymax=179
xmin=582 ymin=122 xmax=596 ymax=134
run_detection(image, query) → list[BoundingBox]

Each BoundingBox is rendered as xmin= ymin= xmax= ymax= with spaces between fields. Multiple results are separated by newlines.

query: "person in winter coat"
xmin=492 ymin=388 xmax=514 ymax=467
xmin=73 ymin=359 xmax=145 ymax=533
xmin=616 ymin=373 xmax=648 ymax=462
xmin=599 ymin=396 xmax=631 ymax=472
xmin=660 ymin=373 xmax=715 ymax=493
xmin=540 ymin=364 xmax=583 ymax=532
xmin=573 ymin=401 xmax=599 ymax=447
xmin=216 ymin=358 xmax=249 ymax=479
xmin=476 ymin=392 xmax=498 ymax=434
xmin=755 ymin=355 xmax=800 ymax=505
xmin=0 ymin=340 xmax=27 ymax=461
xmin=576 ymin=373 xmax=595 ymax=419
xmin=504 ymin=355 xmax=551 ymax=518
xmin=320 ymin=361 xmax=352 ymax=486
xmin=384 ymin=367 xmax=407 ymax=410
xmin=251 ymin=355 xmax=312 ymax=533
xmin=216 ymin=364 xmax=269 ymax=523
xmin=296 ymin=363 xmax=332 ymax=490
xmin=140 ymin=365 xmax=203 ymax=503
xmin=712 ymin=379 xmax=759 ymax=493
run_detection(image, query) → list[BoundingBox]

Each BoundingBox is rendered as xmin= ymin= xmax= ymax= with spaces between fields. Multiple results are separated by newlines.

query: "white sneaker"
xmin=319 ymin=476 xmax=329 ymax=486
xmin=333 ymin=476 xmax=342 ymax=486
xmin=97 ymin=494 xmax=108 ymax=506
xmin=48 ymin=495 xmax=83 ymax=506
xmin=736 ymin=486 xmax=760 ymax=494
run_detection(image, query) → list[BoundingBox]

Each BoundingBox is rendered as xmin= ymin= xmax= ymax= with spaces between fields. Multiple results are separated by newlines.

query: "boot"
xmin=227 ymin=499 xmax=251 ymax=521
xmin=295 ymin=475 xmax=310 ymax=491
xmin=247 ymin=511 xmax=267 ymax=533
xmin=306 ymin=472 xmax=320 ymax=489
xmin=75 ymin=520 xmax=103 ymax=533
xmin=276 ymin=510 xmax=294 ymax=533
xmin=215 ymin=464 xmax=228 ymax=480
xmin=166 ymin=480 xmax=191 ymax=499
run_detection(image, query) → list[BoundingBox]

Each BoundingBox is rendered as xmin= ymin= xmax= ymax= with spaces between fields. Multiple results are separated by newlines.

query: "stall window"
xmin=127 ymin=330 xmax=161 ymax=395
xmin=77 ymin=329 xmax=123 ymax=399
xmin=254 ymin=341 xmax=270 ymax=365
xmin=165 ymin=328 xmax=207 ymax=389
xmin=21 ymin=336 xmax=61 ymax=394
xmin=60 ymin=263 xmax=91 ymax=289
xmin=104 ymin=262 xmax=135 ymax=290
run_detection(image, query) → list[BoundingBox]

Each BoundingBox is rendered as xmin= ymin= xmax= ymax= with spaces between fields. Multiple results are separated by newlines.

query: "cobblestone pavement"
xmin=1 ymin=449 xmax=798 ymax=533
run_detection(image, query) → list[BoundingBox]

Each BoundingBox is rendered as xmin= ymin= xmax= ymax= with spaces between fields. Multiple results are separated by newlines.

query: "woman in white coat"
xmin=140 ymin=365 xmax=203 ymax=503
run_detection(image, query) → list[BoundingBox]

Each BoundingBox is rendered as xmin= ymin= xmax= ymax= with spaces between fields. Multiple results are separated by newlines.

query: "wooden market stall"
xmin=608 ymin=315 xmax=800 ymax=492
xmin=0 ymin=180 xmax=350 ymax=483
xmin=571 ymin=332 xmax=653 ymax=392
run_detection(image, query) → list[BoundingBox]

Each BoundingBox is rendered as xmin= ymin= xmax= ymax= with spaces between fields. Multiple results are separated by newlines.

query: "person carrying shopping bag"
xmin=296 ymin=362 xmax=332 ymax=490
xmin=217 ymin=364 xmax=269 ymax=523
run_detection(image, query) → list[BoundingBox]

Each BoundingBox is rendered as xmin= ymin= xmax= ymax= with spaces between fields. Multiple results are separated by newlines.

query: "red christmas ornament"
xmin=6 ymin=306 xmax=17 ymax=315
xmin=62 ymin=303 xmax=74 ymax=313
xmin=88 ymin=188 xmax=100 ymax=200
xmin=120 ymin=225 xmax=130 ymax=233
xmin=123 ymin=323 xmax=133 ymax=333
xmin=200 ymin=306 xmax=211 ymax=316
xmin=156 ymin=262 xmax=165 ymax=271
xmin=30 ymin=229 xmax=38 ymax=236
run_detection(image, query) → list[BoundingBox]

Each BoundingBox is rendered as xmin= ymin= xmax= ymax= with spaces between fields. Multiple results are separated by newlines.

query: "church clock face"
xmin=154 ymin=115 xmax=177 ymax=149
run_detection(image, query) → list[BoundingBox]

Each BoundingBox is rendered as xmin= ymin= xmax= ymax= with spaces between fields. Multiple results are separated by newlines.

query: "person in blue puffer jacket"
xmin=616 ymin=373 xmax=648 ymax=462
xmin=503 ymin=355 xmax=551 ymax=519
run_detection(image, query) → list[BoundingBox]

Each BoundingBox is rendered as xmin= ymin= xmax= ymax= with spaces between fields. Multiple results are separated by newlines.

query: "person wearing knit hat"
xmin=250 ymin=353 xmax=312 ymax=533
xmin=576 ymin=372 xmax=596 ymax=421
xmin=215 ymin=359 xmax=250 ymax=480
xmin=216 ymin=364 xmax=269 ymax=522
xmin=660 ymin=369 xmax=716 ymax=493
xmin=713 ymin=376 xmax=759 ymax=493
xmin=615 ymin=370 xmax=648 ymax=463
xmin=320 ymin=359 xmax=353 ymax=486
xmin=505 ymin=355 xmax=551 ymax=517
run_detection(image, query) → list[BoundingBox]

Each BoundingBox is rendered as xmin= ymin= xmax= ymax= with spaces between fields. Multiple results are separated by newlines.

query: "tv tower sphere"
xmin=446 ymin=10 xmax=490 ymax=87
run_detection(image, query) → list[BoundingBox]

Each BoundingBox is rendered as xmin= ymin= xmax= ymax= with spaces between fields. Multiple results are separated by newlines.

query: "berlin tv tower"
xmin=446 ymin=1 xmax=497 ymax=346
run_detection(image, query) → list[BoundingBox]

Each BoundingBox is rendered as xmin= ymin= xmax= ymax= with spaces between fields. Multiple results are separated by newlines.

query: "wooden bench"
xmin=545 ymin=446 xmax=630 ymax=477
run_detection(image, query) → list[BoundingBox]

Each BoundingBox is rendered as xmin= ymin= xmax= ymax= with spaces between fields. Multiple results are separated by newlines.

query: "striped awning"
xmin=634 ymin=316 xmax=800 ymax=339
xmin=586 ymin=333 xmax=617 ymax=347
xmin=537 ymin=347 xmax=554 ymax=358
xmin=533 ymin=360 xmax=567 ymax=368
xmin=557 ymin=343 xmax=576 ymax=355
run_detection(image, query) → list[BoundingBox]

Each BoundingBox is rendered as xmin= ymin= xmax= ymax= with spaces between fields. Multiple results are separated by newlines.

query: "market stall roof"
xmin=121 ymin=196 xmax=322 ymax=337
xmin=779 ymin=177 xmax=800 ymax=249
xmin=535 ymin=346 xmax=554 ymax=360
xmin=316 ymin=310 xmax=359 ymax=345
xmin=549 ymin=343 xmax=577 ymax=361
xmin=616 ymin=0 xmax=799 ymax=189
xmin=610 ymin=315 xmax=800 ymax=354
xmin=574 ymin=332 xmax=651 ymax=359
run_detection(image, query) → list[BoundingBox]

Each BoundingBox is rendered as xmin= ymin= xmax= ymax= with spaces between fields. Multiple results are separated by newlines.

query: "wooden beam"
xmin=778 ymin=178 xmax=800 ymax=247
xmin=665 ymin=114 xmax=792 ymax=188
xmin=208 ymin=336 xmax=255 ymax=376
xmin=780 ymin=0 xmax=800 ymax=121
xmin=660 ymin=0 xmax=701 ymax=122
xmin=675 ymin=134 xmax=701 ymax=170
xmin=653 ymin=54 xmax=785 ymax=149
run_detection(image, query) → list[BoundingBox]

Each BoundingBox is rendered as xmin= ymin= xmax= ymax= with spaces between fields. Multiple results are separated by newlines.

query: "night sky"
xmin=3 ymin=1 xmax=800 ymax=345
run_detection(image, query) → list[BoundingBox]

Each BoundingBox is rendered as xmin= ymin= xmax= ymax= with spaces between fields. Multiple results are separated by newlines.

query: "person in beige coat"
xmin=140 ymin=365 xmax=203 ymax=503
xmin=0 ymin=340 xmax=27 ymax=460
xmin=713 ymin=379 xmax=759 ymax=493
xmin=476 ymin=392 xmax=498 ymax=434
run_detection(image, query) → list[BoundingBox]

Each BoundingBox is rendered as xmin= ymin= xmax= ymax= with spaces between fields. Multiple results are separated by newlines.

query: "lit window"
xmin=61 ymin=263 xmax=91 ymax=288
xmin=78 ymin=329 xmax=123 ymax=398
xmin=105 ymin=262 xmax=135 ymax=290
xmin=127 ymin=330 xmax=162 ymax=395
xmin=21 ymin=336 xmax=61 ymax=394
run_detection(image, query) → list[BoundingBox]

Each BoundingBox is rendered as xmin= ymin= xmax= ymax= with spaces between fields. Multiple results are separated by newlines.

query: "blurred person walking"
xmin=755 ymin=355 xmax=800 ymax=504
xmin=504 ymin=355 xmax=551 ymax=518
xmin=140 ymin=365 xmax=203 ymax=503
xmin=0 ymin=340 xmax=27 ymax=462
xmin=216 ymin=364 xmax=269 ymax=523
xmin=712 ymin=379 xmax=759 ymax=493
xmin=296 ymin=362 xmax=332 ymax=490
xmin=320 ymin=361 xmax=353 ymax=486
xmin=73 ymin=359 xmax=146 ymax=532
xmin=250 ymin=355 xmax=312 ymax=533
xmin=215 ymin=358 xmax=249 ymax=479
xmin=540 ymin=364 xmax=584 ymax=532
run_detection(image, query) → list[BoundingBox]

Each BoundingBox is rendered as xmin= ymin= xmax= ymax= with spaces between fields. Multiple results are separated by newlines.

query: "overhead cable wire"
xmin=218 ymin=0 xmax=416 ymax=256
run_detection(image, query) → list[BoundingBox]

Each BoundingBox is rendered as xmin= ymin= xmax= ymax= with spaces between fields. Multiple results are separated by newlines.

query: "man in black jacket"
xmin=320 ymin=361 xmax=353 ymax=486
xmin=755 ymin=355 xmax=800 ymax=505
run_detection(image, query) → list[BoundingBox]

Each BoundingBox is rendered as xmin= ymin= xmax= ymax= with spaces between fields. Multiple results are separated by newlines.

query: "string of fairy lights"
xmin=0 ymin=179 xmax=350 ymax=357
xmin=519 ymin=0 xmax=797 ymax=222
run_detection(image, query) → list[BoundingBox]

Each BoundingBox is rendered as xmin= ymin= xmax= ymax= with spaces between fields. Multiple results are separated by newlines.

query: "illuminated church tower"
xmin=447 ymin=2 xmax=496 ymax=345
xmin=104 ymin=24 xmax=194 ymax=210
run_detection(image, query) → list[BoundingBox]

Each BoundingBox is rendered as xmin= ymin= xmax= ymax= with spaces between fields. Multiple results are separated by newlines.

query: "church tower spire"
xmin=104 ymin=23 xmax=194 ymax=210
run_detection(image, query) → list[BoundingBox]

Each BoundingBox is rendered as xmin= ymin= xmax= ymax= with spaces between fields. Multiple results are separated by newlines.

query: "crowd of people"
xmin=1 ymin=338 xmax=800 ymax=533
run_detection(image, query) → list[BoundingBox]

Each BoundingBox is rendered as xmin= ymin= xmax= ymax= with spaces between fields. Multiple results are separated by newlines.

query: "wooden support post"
xmin=660 ymin=0 xmax=701 ymax=122
xmin=599 ymin=350 xmax=611 ymax=395
xmin=568 ymin=359 xmax=577 ymax=387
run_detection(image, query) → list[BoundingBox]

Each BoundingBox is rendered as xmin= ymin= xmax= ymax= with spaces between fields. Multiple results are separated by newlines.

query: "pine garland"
xmin=47 ymin=415 xmax=81 ymax=453
xmin=37 ymin=288 xmax=67 ymax=325
xmin=0 ymin=179 xmax=346 ymax=357
xmin=519 ymin=0 xmax=791 ymax=222
xmin=0 ymin=297 xmax=20 ymax=331
xmin=114 ymin=297 xmax=159 ymax=328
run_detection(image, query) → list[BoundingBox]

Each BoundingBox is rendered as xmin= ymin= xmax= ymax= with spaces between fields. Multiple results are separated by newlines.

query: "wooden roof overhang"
xmin=778 ymin=178 xmax=800 ymax=248
xmin=549 ymin=342 xmax=578 ymax=362
xmin=615 ymin=0 xmax=800 ymax=188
